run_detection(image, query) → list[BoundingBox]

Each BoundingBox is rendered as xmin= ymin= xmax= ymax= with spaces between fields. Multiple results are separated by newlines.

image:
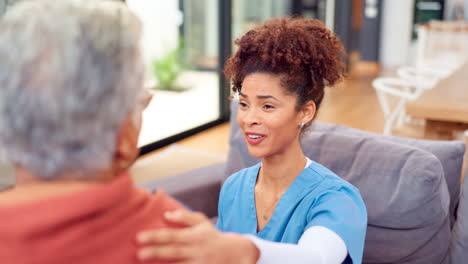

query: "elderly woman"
xmin=0 ymin=1 xmax=185 ymax=263
xmin=137 ymin=18 xmax=367 ymax=264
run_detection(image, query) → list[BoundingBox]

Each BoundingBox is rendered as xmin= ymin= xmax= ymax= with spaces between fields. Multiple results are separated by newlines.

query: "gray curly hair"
xmin=0 ymin=0 xmax=144 ymax=179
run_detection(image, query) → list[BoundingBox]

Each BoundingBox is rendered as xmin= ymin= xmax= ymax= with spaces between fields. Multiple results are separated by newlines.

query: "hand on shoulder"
xmin=136 ymin=210 xmax=259 ymax=264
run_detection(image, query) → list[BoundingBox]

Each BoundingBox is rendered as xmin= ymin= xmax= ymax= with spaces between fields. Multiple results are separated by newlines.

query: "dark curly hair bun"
xmin=224 ymin=17 xmax=345 ymax=111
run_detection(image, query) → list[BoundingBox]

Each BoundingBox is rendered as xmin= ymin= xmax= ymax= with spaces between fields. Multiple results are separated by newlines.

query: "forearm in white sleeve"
xmin=245 ymin=226 xmax=347 ymax=264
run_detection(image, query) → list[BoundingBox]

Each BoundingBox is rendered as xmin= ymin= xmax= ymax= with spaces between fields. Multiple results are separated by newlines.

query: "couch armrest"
xmin=138 ymin=162 xmax=226 ymax=218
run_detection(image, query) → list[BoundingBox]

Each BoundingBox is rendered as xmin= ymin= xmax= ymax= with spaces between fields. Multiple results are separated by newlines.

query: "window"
xmin=232 ymin=0 xmax=289 ymax=42
xmin=126 ymin=0 xmax=223 ymax=149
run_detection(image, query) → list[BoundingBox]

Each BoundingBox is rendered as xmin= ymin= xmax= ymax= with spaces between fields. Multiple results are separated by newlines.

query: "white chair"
xmin=395 ymin=23 xmax=463 ymax=91
xmin=377 ymin=22 xmax=468 ymax=135
xmin=397 ymin=21 xmax=468 ymax=89
xmin=422 ymin=21 xmax=468 ymax=72
xmin=396 ymin=66 xmax=440 ymax=90
xmin=372 ymin=77 xmax=423 ymax=135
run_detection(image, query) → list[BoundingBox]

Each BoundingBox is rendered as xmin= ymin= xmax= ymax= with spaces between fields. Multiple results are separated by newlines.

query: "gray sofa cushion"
xmin=450 ymin=171 xmax=468 ymax=264
xmin=310 ymin=122 xmax=465 ymax=227
xmin=303 ymin=132 xmax=450 ymax=263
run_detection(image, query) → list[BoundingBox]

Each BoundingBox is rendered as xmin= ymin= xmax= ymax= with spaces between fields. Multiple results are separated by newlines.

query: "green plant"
xmin=151 ymin=39 xmax=189 ymax=92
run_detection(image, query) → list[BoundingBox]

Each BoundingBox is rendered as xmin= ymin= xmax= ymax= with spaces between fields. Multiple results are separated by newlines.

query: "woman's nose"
xmin=243 ymin=108 xmax=260 ymax=126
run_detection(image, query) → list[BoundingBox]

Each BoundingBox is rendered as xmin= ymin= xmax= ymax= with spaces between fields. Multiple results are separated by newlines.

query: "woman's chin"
xmin=247 ymin=148 xmax=268 ymax=159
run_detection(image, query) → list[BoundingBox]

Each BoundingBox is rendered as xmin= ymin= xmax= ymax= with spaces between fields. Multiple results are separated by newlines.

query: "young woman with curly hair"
xmin=137 ymin=17 xmax=367 ymax=264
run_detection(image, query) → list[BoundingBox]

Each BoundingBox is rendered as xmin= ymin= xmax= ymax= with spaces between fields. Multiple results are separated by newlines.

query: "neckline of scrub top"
xmin=249 ymin=158 xmax=316 ymax=235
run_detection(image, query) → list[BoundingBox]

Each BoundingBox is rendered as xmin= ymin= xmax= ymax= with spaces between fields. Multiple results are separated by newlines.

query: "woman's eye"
xmin=263 ymin=104 xmax=275 ymax=109
xmin=239 ymin=102 xmax=248 ymax=108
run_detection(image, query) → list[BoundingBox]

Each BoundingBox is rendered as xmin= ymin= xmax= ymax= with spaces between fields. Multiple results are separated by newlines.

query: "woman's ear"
xmin=300 ymin=100 xmax=316 ymax=125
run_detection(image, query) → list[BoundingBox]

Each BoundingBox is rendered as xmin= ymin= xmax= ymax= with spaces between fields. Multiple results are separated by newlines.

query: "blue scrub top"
xmin=216 ymin=161 xmax=367 ymax=264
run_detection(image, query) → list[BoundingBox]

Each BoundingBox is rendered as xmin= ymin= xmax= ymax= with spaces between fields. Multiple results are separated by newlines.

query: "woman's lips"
xmin=245 ymin=132 xmax=266 ymax=145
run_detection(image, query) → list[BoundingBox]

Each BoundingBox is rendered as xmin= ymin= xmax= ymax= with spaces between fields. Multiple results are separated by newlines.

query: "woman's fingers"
xmin=137 ymin=210 xmax=209 ymax=244
xmin=164 ymin=210 xmax=208 ymax=226
xmin=137 ymin=227 xmax=199 ymax=244
xmin=136 ymin=210 xmax=218 ymax=262
xmin=137 ymin=244 xmax=196 ymax=261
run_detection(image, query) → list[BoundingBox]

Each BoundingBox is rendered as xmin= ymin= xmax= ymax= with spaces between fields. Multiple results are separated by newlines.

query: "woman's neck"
xmin=258 ymin=140 xmax=307 ymax=193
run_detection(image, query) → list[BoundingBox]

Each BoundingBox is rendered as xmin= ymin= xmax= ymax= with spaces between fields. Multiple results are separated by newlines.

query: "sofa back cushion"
xmin=310 ymin=122 xmax=465 ymax=227
xmin=226 ymin=101 xmax=451 ymax=263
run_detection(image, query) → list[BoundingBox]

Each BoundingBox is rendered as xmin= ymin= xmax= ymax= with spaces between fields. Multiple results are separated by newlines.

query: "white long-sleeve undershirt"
xmin=246 ymin=225 xmax=347 ymax=264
